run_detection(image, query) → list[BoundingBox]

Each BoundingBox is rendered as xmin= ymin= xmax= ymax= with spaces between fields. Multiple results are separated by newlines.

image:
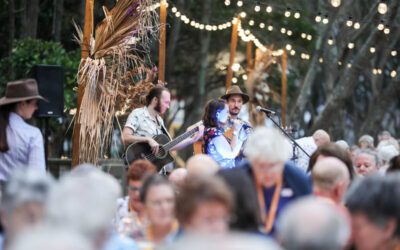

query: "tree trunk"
xmin=20 ymin=0 xmax=27 ymax=38
xmin=165 ymin=0 xmax=183 ymax=81
xmin=52 ymin=0 xmax=64 ymax=42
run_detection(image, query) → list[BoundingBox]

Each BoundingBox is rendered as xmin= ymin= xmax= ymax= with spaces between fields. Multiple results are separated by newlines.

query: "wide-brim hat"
xmin=0 ymin=78 xmax=48 ymax=106
xmin=220 ymin=85 xmax=250 ymax=104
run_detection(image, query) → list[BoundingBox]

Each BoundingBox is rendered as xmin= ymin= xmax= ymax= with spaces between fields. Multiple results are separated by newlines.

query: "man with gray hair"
xmin=0 ymin=168 xmax=54 ymax=249
xmin=277 ymin=197 xmax=350 ymax=250
xmin=354 ymin=148 xmax=380 ymax=176
xmin=295 ymin=129 xmax=331 ymax=172
xmin=241 ymin=127 xmax=311 ymax=235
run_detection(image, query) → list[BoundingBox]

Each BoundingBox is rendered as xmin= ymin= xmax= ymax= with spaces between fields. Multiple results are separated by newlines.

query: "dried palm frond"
xmin=75 ymin=0 xmax=159 ymax=164
xmin=244 ymin=47 xmax=276 ymax=127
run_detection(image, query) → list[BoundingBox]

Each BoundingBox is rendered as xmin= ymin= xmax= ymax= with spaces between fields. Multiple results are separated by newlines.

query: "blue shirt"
xmin=0 ymin=112 xmax=45 ymax=182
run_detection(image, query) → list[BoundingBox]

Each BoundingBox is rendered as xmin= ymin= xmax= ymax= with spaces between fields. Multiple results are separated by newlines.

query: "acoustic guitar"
xmin=125 ymin=123 xmax=201 ymax=171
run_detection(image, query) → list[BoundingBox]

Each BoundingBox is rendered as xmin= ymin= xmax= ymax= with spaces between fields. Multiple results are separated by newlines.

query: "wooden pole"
xmin=246 ymin=41 xmax=254 ymax=70
xmin=71 ymin=0 xmax=94 ymax=167
xmin=225 ymin=16 xmax=240 ymax=90
xmin=158 ymin=0 xmax=167 ymax=82
xmin=281 ymin=50 xmax=287 ymax=128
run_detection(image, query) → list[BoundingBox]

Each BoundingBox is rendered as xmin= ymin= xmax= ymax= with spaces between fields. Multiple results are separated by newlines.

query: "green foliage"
xmin=0 ymin=39 xmax=80 ymax=109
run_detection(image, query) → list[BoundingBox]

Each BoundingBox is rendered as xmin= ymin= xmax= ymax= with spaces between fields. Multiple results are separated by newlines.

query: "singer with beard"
xmin=220 ymin=86 xmax=253 ymax=166
xmin=121 ymin=86 xmax=202 ymax=158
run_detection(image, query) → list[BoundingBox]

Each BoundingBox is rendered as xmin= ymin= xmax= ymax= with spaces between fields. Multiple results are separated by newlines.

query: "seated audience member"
xmin=202 ymin=99 xmax=245 ymax=169
xmin=335 ymin=140 xmax=350 ymax=151
xmin=346 ymin=174 xmax=400 ymax=250
xmin=354 ymin=148 xmax=380 ymax=176
xmin=377 ymin=131 xmax=400 ymax=152
xmin=8 ymin=226 xmax=94 ymax=250
xmin=168 ymin=168 xmax=187 ymax=191
xmin=377 ymin=145 xmax=399 ymax=175
xmin=358 ymin=134 xmax=375 ymax=149
xmin=176 ymin=175 xmax=234 ymax=235
xmin=114 ymin=160 xmax=156 ymax=230
xmin=158 ymin=232 xmax=281 ymax=250
xmin=242 ymin=127 xmax=312 ymax=235
xmin=277 ymin=197 xmax=350 ymax=250
xmin=312 ymin=157 xmax=350 ymax=207
xmin=185 ymin=154 xmax=220 ymax=177
xmin=307 ymin=142 xmax=355 ymax=180
xmin=140 ymin=174 xmax=178 ymax=245
xmin=218 ymin=168 xmax=261 ymax=233
xmin=387 ymin=155 xmax=400 ymax=173
xmin=45 ymin=165 xmax=121 ymax=250
xmin=0 ymin=169 xmax=54 ymax=249
xmin=295 ymin=129 xmax=330 ymax=172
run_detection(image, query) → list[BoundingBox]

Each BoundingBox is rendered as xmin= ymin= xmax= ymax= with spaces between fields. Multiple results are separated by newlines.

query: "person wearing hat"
xmin=0 ymin=79 xmax=47 ymax=182
xmin=220 ymin=85 xmax=253 ymax=166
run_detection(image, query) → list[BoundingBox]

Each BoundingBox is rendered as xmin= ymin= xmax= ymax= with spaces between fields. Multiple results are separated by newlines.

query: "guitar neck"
xmin=164 ymin=126 xmax=199 ymax=151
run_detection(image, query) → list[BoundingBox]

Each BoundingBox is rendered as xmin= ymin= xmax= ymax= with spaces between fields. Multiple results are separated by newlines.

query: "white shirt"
xmin=124 ymin=107 xmax=171 ymax=139
xmin=0 ymin=112 xmax=45 ymax=181
xmin=295 ymin=136 xmax=317 ymax=173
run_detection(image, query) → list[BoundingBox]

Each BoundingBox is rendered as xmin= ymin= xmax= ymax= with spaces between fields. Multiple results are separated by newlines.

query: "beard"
xmin=154 ymin=99 xmax=162 ymax=113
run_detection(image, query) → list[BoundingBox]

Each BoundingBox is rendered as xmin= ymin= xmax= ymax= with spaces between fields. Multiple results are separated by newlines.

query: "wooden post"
xmin=281 ymin=50 xmax=287 ymax=128
xmin=225 ymin=16 xmax=240 ymax=90
xmin=71 ymin=0 xmax=94 ymax=167
xmin=158 ymin=0 xmax=167 ymax=82
xmin=246 ymin=41 xmax=254 ymax=70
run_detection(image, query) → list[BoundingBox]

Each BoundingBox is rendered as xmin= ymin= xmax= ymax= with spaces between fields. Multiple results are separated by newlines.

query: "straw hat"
xmin=0 ymin=79 xmax=47 ymax=106
xmin=220 ymin=85 xmax=250 ymax=104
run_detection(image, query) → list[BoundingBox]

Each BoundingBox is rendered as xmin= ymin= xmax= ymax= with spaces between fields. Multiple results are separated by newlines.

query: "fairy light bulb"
xmin=315 ymin=13 xmax=322 ymax=22
xmin=240 ymin=11 xmax=246 ymax=18
xmin=242 ymin=74 xmax=248 ymax=80
xmin=285 ymin=44 xmax=292 ymax=50
xmin=281 ymin=28 xmax=286 ymax=34
xmin=322 ymin=15 xmax=329 ymax=24
xmin=346 ymin=17 xmax=353 ymax=27
xmin=348 ymin=42 xmax=355 ymax=49
xmin=266 ymin=6 xmax=272 ymax=13
xmin=224 ymin=0 xmax=230 ymax=6
xmin=267 ymin=25 xmax=273 ymax=31
xmin=307 ymin=34 xmax=312 ymax=40
xmin=328 ymin=37 xmax=333 ymax=45
xmin=370 ymin=46 xmax=376 ymax=53
xmin=232 ymin=77 xmax=238 ymax=83
xmin=378 ymin=2 xmax=387 ymax=15
xmin=259 ymin=23 xmax=265 ymax=29
xmin=354 ymin=22 xmax=360 ymax=29
xmin=301 ymin=33 xmax=307 ymax=39
xmin=384 ymin=26 xmax=390 ymax=34
xmin=237 ymin=0 xmax=243 ymax=7
xmin=287 ymin=30 xmax=293 ymax=36
xmin=377 ymin=21 xmax=385 ymax=30
xmin=171 ymin=7 xmax=177 ymax=13
xmin=391 ymin=71 xmax=397 ymax=78
xmin=254 ymin=4 xmax=261 ymax=12
xmin=319 ymin=57 xmax=324 ymax=63
xmin=391 ymin=50 xmax=397 ymax=56
xmin=290 ymin=50 xmax=296 ymax=56
xmin=284 ymin=8 xmax=291 ymax=17
xmin=331 ymin=0 xmax=341 ymax=7
xmin=373 ymin=69 xmax=377 ymax=75
xmin=294 ymin=11 xmax=301 ymax=19
xmin=175 ymin=12 xmax=181 ymax=17
xmin=249 ymin=20 xmax=255 ymax=26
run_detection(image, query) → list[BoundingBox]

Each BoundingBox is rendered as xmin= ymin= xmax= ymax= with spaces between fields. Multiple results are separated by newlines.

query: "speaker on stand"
xmin=30 ymin=65 xmax=65 ymax=165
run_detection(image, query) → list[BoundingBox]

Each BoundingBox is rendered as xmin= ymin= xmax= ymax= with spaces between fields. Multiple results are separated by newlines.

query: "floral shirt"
xmin=124 ymin=106 xmax=171 ymax=139
xmin=203 ymin=127 xmax=236 ymax=169
xmin=295 ymin=136 xmax=317 ymax=173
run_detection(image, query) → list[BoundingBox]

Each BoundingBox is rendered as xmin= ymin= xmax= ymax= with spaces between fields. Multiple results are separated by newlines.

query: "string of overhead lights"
xmin=151 ymin=0 xmax=397 ymax=78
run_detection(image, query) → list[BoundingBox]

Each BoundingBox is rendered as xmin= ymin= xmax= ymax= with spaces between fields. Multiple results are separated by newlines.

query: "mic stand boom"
xmin=264 ymin=113 xmax=311 ymax=159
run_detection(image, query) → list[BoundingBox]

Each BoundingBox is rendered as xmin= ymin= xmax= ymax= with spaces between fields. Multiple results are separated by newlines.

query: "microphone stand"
xmin=264 ymin=113 xmax=310 ymax=160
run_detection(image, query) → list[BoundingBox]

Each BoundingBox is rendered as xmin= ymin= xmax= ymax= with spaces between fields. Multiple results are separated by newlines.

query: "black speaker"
xmin=31 ymin=65 xmax=64 ymax=118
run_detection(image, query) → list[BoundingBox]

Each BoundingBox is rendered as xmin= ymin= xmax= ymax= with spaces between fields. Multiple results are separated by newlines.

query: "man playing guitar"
xmin=121 ymin=86 xmax=203 ymax=169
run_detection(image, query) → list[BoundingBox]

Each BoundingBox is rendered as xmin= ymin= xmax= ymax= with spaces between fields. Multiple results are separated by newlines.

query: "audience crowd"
xmin=1 ymin=124 xmax=400 ymax=250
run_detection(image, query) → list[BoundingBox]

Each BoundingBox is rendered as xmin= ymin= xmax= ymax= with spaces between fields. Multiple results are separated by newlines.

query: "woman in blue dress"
xmin=202 ymin=99 xmax=245 ymax=169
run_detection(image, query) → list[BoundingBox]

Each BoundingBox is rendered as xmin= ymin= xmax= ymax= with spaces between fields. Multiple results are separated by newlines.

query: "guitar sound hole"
xmin=158 ymin=148 xmax=165 ymax=157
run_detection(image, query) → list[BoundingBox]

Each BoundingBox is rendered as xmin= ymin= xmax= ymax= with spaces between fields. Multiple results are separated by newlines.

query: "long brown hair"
xmin=0 ymin=103 xmax=17 ymax=152
xmin=202 ymin=99 xmax=226 ymax=128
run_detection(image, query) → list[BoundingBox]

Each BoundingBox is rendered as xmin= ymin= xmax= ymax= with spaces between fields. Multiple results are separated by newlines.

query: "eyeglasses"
xmin=128 ymin=185 xmax=141 ymax=192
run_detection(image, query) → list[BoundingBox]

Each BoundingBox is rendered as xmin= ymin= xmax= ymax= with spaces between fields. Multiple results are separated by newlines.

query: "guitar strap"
xmin=160 ymin=123 xmax=172 ymax=140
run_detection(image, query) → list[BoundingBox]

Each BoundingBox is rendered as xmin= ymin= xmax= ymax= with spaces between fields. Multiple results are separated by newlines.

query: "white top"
xmin=0 ymin=112 xmax=45 ymax=182
xmin=295 ymin=136 xmax=317 ymax=173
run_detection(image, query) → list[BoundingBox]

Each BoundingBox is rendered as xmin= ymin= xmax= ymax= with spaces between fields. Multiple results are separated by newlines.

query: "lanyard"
xmin=254 ymin=173 xmax=283 ymax=234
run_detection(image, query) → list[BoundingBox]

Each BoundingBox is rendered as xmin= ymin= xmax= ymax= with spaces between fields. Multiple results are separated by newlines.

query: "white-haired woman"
xmin=242 ymin=127 xmax=312 ymax=235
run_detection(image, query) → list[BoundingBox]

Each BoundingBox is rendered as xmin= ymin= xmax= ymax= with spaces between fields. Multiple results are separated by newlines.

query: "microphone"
xmin=256 ymin=106 xmax=276 ymax=116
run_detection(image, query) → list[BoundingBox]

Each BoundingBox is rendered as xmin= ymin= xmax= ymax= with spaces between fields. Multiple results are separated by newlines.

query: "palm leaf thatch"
xmin=76 ymin=0 xmax=158 ymax=164
xmin=244 ymin=47 xmax=277 ymax=127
